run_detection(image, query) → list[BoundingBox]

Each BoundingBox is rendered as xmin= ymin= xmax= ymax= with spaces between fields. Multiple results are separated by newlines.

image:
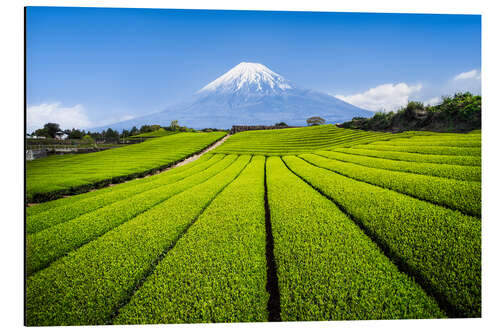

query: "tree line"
xmin=339 ymin=92 xmax=481 ymax=133
xmin=28 ymin=120 xmax=203 ymax=143
xmin=30 ymin=116 xmax=329 ymax=143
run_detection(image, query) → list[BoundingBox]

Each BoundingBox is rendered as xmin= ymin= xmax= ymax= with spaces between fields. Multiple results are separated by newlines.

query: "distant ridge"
xmin=92 ymin=62 xmax=373 ymax=131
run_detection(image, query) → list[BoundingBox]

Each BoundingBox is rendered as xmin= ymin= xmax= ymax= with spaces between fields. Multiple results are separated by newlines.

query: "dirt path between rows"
xmin=27 ymin=134 xmax=231 ymax=207
xmin=166 ymin=133 xmax=231 ymax=169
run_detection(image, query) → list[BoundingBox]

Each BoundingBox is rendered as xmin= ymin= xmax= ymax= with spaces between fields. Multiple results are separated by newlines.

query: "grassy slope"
xmin=26 ymin=131 xmax=226 ymax=202
xmin=212 ymin=125 xmax=436 ymax=155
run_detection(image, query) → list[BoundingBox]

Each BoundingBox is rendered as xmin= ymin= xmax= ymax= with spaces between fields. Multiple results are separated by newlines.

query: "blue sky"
xmin=26 ymin=7 xmax=481 ymax=131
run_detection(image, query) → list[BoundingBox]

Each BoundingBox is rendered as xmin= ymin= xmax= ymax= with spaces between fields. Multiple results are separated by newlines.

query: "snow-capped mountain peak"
xmin=92 ymin=61 xmax=373 ymax=131
xmin=198 ymin=62 xmax=293 ymax=94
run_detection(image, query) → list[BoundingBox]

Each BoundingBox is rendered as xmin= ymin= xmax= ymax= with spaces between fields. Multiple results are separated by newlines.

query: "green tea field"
xmin=26 ymin=131 xmax=226 ymax=202
xmin=25 ymin=125 xmax=481 ymax=325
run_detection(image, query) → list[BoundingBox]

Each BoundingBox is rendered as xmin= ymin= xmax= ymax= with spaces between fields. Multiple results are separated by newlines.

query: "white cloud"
xmin=454 ymin=69 xmax=481 ymax=81
xmin=335 ymin=83 xmax=422 ymax=112
xmin=333 ymin=69 xmax=480 ymax=114
xmin=27 ymin=102 xmax=92 ymax=133
xmin=447 ymin=69 xmax=481 ymax=96
xmin=424 ymin=96 xmax=441 ymax=106
xmin=26 ymin=103 xmax=138 ymax=132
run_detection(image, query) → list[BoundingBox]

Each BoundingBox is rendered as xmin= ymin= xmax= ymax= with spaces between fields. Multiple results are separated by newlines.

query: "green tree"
xmin=81 ymin=134 xmax=95 ymax=145
xmin=104 ymin=128 xmax=119 ymax=142
xmin=306 ymin=117 xmax=326 ymax=126
xmin=170 ymin=120 xmax=179 ymax=131
xmin=33 ymin=128 xmax=48 ymax=138
xmin=66 ymin=128 xmax=85 ymax=139
xmin=121 ymin=129 xmax=130 ymax=138
xmin=404 ymin=101 xmax=425 ymax=118
xmin=34 ymin=123 xmax=60 ymax=138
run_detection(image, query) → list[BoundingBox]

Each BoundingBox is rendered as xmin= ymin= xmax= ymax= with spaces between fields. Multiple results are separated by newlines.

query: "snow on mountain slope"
xmin=92 ymin=62 xmax=373 ymax=131
xmin=198 ymin=62 xmax=293 ymax=94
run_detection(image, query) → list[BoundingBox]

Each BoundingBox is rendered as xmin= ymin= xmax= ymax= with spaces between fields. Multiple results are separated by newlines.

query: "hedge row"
xmin=266 ymin=157 xmax=444 ymax=320
xmin=26 ymin=154 xmax=215 ymax=217
xmin=300 ymin=154 xmax=481 ymax=217
xmin=26 ymin=155 xmax=251 ymax=326
xmin=334 ymin=147 xmax=481 ymax=166
xmin=26 ymin=154 xmax=223 ymax=234
xmin=26 ymin=155 xmax=237 ymax=276
xmin=369 ymin=138 xmax=480 ymax=147
xmin=212 ymin=125 xmax=418 ymax=155
xmin=353 ymin=144 xmax=480 ymax=156
xmin=315 ymin=150 xmax=480 ymax=182
xmin=283 ymin=156 xmax=481 ymax=318
xmin=115 ymin=156 xmax=268 ymax=324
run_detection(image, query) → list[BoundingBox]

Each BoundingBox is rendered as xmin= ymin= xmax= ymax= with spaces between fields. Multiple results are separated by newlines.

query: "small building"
xmin=54 ymin=131 xmax=69 ymax=140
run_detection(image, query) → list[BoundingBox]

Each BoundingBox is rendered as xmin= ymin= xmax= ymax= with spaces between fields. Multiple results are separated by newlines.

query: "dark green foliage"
xmin=64 ymin=128 xmax=85 ymax=139
xmin=104 ymin=128 xmax=120 ymax=142
xmin=33 ymin=123 xmax=61 ymax=138
xmin=340 ymin=92 xmax=481 ymax=132
xmin=306 ymin=116 xmax=326 ymax=126
xmin=139 ymin=125 xmax=153 ymax=133
xmin=430 ymin=92 xmax=481 ymax=121
xmin=120 ymin=129 xmax=130 ymax=139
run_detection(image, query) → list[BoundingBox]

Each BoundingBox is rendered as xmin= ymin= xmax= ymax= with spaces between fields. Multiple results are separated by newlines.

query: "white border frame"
xmin=2 ymin=1 xmax=498 ymax=332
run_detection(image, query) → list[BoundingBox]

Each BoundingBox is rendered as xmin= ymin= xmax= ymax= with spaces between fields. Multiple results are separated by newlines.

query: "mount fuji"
xmin=93 ymin=62 xmax=373 ymax=131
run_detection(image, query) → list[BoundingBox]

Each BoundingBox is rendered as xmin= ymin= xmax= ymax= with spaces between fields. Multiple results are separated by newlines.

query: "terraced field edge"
xmin=27 ymin=134 xmax=228 ymax=204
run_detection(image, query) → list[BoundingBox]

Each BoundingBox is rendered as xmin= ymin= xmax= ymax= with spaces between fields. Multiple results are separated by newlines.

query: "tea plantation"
xmin=25 ymin=125 xmax=481 ymax=325
xmin=26 ymin=132 xmax=226 ymax=202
